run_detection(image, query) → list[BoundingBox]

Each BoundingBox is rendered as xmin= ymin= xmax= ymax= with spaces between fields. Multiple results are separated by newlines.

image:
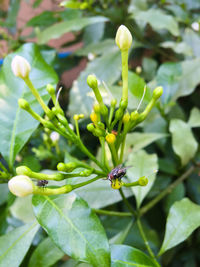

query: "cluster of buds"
xmin=8 ymin=24 xmax=162 ymax=197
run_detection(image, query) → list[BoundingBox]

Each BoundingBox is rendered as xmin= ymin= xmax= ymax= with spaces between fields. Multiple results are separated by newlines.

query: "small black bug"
xmin=107 ymin=165 xmax=131 ymax=181
xmin=37 ymin=180 xmax=48 ymax=188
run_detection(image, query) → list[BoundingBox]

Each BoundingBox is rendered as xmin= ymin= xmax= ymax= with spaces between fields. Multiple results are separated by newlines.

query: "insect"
xmin=37 ymin=180 xmax=48 ymax=188
xmin=107 ymin=165 xmax=131 ymax=181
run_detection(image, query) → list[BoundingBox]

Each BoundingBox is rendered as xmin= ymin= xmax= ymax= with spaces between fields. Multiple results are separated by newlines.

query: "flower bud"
xmin=73 ymin=114 xmax=79 ymax=121
xmin=153 ymin=86 xmax=163 ymax=100
xmin=87 ymin=123 xmax=95 ymax=132
xmin=11 ymin=55 xmax=31 ymax=79
xmin=106 ymin=133 xmax=116 ymax=144
xmin=136 ymin=66 xmax=142 ymax=74
xmin=111 ymin=98 xmax=117 ymax=107
xmin=18 ymin=98 xmax=30 ymax=110
xmin=111 ymin=178 xmax=122 ymax=189
xmin=16 ymin=166 xmax=32 ymax=176
xmin=115 ymin=25 xmax=132 ymax=51
xmin=57 ymin=162 xmax=77 ymax=172
xmin=93 ymin=103 xmax=101 ymax=113
xmin=138 ymin=176 xmax=148 ymax=186
xmin=119 ymin=99 xmax=128 ymax=110
xmin=46 ymin=84 xmax=55 ymax=95
xmin=115 ymin=108 xmax=124 ymax=120
xmin=50 ymin=131 xmax=60 ymax=142
xmin=130 ymin=111 xmax=139 ymax=121
xmin=87 ymin=74 xmax=98 ymax=89
xmin=80 ymin=169 xmax=93 ymax=177
xmin=122 ymin=112 xmax=130 ymax=124
xmin=8 ymin=175 xmax=34 ymax=197
xmin=79 ymin=114 xmax=84 ymax=119
xmin=93 ymin=128 xmax=105 ymax=137
xmin=90 ymin=112 xmax=98 ymax=124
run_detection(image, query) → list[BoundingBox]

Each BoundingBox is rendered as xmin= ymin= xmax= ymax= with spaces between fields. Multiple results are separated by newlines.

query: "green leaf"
xmin=111 ymin=244 xmax=158 ymax=266
xmin=126 ymin=150 xmax=158 ymax=208
xmin=0 ymin=222 xmax=39 ymax=267
xmin=188 ymin=107 xmax=200 ymax=128
xmin=169 ymin=119 xmax=198 ymax=166
xmin=0 ymin=184 xmax=9 ymax=205
xmin=37 ymin=16 xmax=108 ymax=44
xmin=164 ymin=183 xmax=185 ymax=214
xmin=183 ymin=28 xmax=200 ymax=57
xmin=159 ymin=198 xmax=200 ymax=255
xmin=10 ymin=195 xmax=35 ymax=223
xmin=156 ymin=58 xmax=200 ymax=104
xmin=134 ymin=9 xmax=179 ymax=36
xmin=28 ymin=237 xmax=64 ymax=267
xmin=0 ymin=43 xmax=58 ymax=168
xmin=76 ymin=179 xmax=133 ymax=209
xmin=126 ymin=132 xmax=168 ymax=154
xmin=69 ymin=49 xmax=121 ymax=117
xmin=109 ymin=221 xmax=133 ymax=245
xmin=32 ymin=193 xmax=110 ymax=266
xmin=160 ymin=41 xmax=192 ymax=56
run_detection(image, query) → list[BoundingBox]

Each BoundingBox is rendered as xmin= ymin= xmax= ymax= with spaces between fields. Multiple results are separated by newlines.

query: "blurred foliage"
xmin=0 ymin=0 xmax=200 ymax=266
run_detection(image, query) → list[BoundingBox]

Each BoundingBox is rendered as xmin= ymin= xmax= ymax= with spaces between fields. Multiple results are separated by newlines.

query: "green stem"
xmin=119 ymin=135 xmax=126 ymax=164
xmin=99 ymin=137 xmax=109 ymax=170
xmin=109 ymin=143 xmax=118 ymax=166
xmin=93 ymin=209 xmax=132 ymax=217
xmin=108 ymin=105 xmax=115 ymax=125
xmin=0 ymin=162 xmax=8 ymax=173
xmin=72 ymin=175 xmax=103 ymax=189
xmin=74 ymin=120 xmax=80 ymax=138
xmin=33 ymin=184 xmax=72 ymax=195
xmin=24 ymin=77 xmax=52 ymax=117
xmin=122 ymin=180 xmax=140 ymax=187
xmin=121 ymin=50 xmax=129 ymax=103
xmin=119 ymin=188 xmax=137 ymax=216
xmin=137 ymin=219 xmax=160 ymax=266
xmin=140 ymin=165 xmax=196 ymax=217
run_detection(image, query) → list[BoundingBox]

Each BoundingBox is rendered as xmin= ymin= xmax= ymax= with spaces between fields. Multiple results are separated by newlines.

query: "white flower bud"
xmin=8 ymin=175 xmax=34 ymax=197
xmin=11 ymin=55 xmax=31 ymax=79
xmin=115 ymin=25 xmax=132 ymax=51
xmin=50 ymin=131 xmax=60 ymax=142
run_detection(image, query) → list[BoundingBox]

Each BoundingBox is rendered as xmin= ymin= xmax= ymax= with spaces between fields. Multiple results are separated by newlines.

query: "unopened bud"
xmin=123 ymin=112 xmax=130 ymax=124
xmin=16 ymin=166 xmax=32 ymax=176
xmin=57 ymin=162 xmax=77 ymax=172
xmin=111 ymin=99 xmax=117 ymax=107
xmin=115 ymin=25 xmax=132 ymax=51
xmin=153 ymin=86 xmax=163 ymax=100
xmin=87 ymin=123 xmax=95 ymax=132
xmin=87 ymin=74 xmax=98 ymax=89
xmin=93 ymin=103 xmax=101 ymax=113
xmin=11 ymin=55 xmax=31 ymax=79
xmin=136 ymin=66 xmax=142 ymax=74
xmin=90 ymin=112 xmax=98 ymax=123
xmin=130 ymin=111 xmax=139 ymax=121
xmin=106 ymin=133 xmax=116 ymax=144
xmin=138 ymin=176 xmax=148 ymax=186
xmin=18 ymin=98 xmax=30 ymax=110
xmin=46 ymin=84 xmax=55 ymax=95
xmin=80 ymin=169 xmax=93 ymax=177
xmin=111 ymin=178 xmax=122 ymax=189
xmin=8 ymin=175 xmax=34 ymax=197
xmin=50 ymin=131 xmax=60 ymax=142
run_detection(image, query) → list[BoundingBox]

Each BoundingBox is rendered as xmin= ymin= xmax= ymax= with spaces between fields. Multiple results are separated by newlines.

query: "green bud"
xmin=130 ymin=111 xmax=139 ymax=121
xmin=97 ymin=122 xmax=105 ymax=129
xmin=93 ymin=128 xmax=105 ymax=137
xmin=87 ymin=123 xmax=95 ymax=132
xmin=153 ymin=86 xmax=163 ymax=100
xmin=16 ymin=166 xmax=32 ymax=176
xmin=18 ymin=98 xmax=30 ymax=110
xmin=80 ymin=169 xmax=93 ymax=177
xmin=115 ymin=25 xmax=132 ymax=51
xmin=100 ymin=105 xmax=108 ymax=117
xmin=57 ymin=162 xmax=77 ymax=172
xmin=46 ymin=84 xmax=55 ymax=95
xmin=115 ymin=108 xmax=124 ymax=120
xmin=119 ymin=99 xmax=128 ymax=110
xmin=138 ymin=176 xmax=148 ymax=186
xmin=87 ymin=74 xmax=98 ymax=89
xmin=111 ymin=98 xmax=117 ymax=107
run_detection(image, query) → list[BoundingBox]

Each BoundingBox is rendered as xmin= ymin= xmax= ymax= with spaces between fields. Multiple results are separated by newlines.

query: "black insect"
xmin=37 ymin=180 xmax=48 ymax=188
xmin=107 ymin=165 xmax=131 ymax=181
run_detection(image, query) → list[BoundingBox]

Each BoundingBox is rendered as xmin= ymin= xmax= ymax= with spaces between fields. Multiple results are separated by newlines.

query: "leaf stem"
xmin=140 ymin=165 xmax=196 ymax=216
xmin=93 ymin=209 xmax=132 ymax=217
xmin=119 ymin=188 xmax=137 ymax=216
xmin=137 ymin=218 xmax=160 ymax=266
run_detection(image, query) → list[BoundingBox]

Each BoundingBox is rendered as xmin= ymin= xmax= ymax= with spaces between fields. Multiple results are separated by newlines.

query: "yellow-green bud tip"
xmin=16 ymin=166 xmax=31 ymax=176
xmin=90 ymin=112 xmax=98 ymax=123
xmin=111 ymin=179 xmax=122 ymax=189
xmin=8 ymin=175 xmax=34 ymax=197
xmin=153 ymin=86 xmax=163 ymax=100
xmin=130 ymin=111 xmax=139 ymax=121
xmin=106 ymin=133 xmax=116 ymax=144
xmin=87 ymin=123 xmax=95 ymax=132
xmin=87 ymin=74 xmax=98 ymax=89
xmin=46 ymin=84 xmax=55 ymax=95
xmin=11 ymin=55 xmax=31 ymax=79
xmin=123 ymin=112 xmax=130 ymax=124
xmin=115 ymin=25 xmax=132 ymax=51
xmin=18 ymin=98 xmax=30 ymax=110
xmin=138 ymin=176 xmax=148 ymax=186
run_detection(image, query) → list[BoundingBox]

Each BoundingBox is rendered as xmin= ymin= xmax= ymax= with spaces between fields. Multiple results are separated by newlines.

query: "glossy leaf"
xmin=134 ymin=9 xmax=179 ymax=36
xmin=159 ymin=198 xmax=200 ymax=255
xmin=0 ymin=43 xmax=58 ymax=168
xmin=169 ymin=119 xmax=198 ymax=166
xmin=126 ymin=150 xmax=158 ymax=208
xmin=111 ymin=244 xmax=157 ymax=266
xmin=28 ymin=237 xmax=64 ymax=267
xmin=37 ymin=16 xmax=108 ymax=44
xmin=69 ymin=49 xmax=121 ymax=116
xmin=188 ymin=107 xmax=200 ymax=128
xmin=32 ymin=193 xmax=110 ymax=266
xmin=0 ymin=222 xmax=39 ymax=267
xmin=156 ymin=58 xmax=200 ymax=104
xmin=76 ymin=179 xmax=133 ymax=209
xmin=125 ymin=132 xmax=168 ymax=154
xmin=109 ymin=221 xmax=133 ymax=245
